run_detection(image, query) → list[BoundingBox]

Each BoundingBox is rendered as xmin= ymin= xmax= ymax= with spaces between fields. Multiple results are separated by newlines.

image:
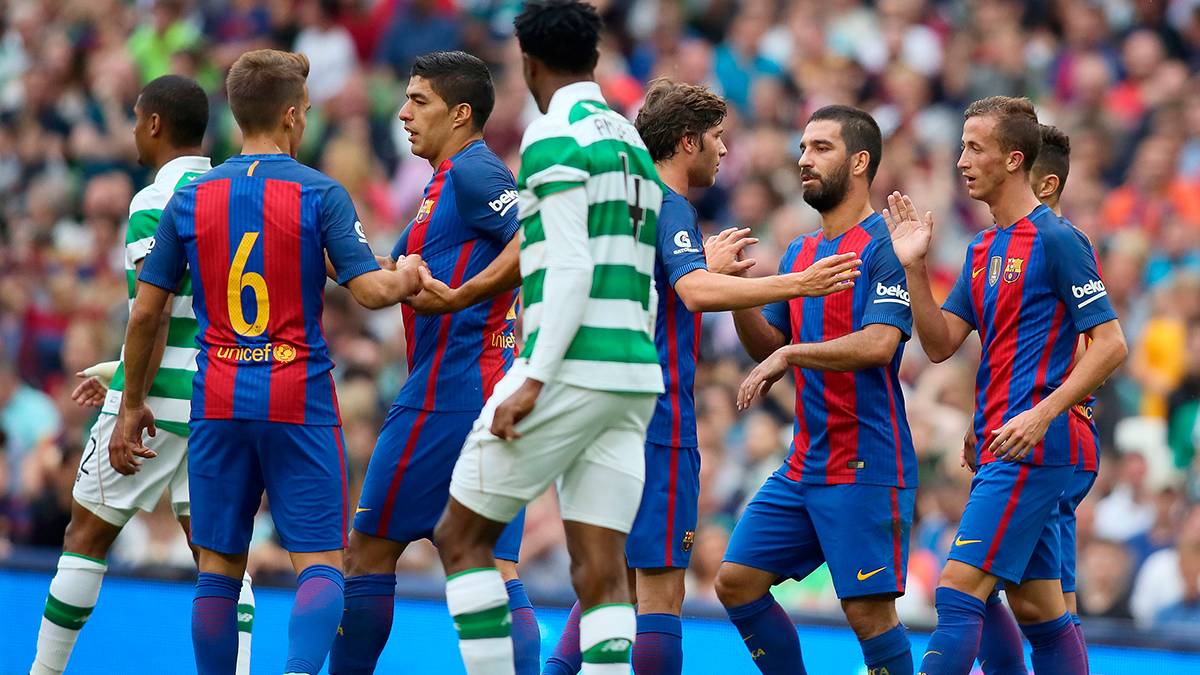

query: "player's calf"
xmin=841 ymin=596 xmax=913 ymax=675
xmin=715 ymin=563 xmax=806 ymax=675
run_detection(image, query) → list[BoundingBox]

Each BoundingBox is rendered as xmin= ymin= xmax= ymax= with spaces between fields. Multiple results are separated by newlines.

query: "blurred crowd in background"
xmin=1 ymin=0 xmax=1199 ymax=642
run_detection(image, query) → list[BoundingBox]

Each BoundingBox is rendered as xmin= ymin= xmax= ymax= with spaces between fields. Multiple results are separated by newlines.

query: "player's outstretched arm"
xmin=345 ymin=256 xmax=425 ymax=309
xmin=673 ymin=252 xmax=861 ymax=313
xmin=737 ymin=323 xmax=902 ymax=409
xmin=408 ymin=236 xmax=522 ymax=316
xmin=883 ymin=192 xmax=972 ymax=362
xmin=112 ymin=280 xmax=169 ymax=474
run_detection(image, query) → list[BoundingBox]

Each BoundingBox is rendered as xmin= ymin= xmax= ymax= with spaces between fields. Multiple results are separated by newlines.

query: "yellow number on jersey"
xmin=228 ymin=232 xmax=269 ymax=336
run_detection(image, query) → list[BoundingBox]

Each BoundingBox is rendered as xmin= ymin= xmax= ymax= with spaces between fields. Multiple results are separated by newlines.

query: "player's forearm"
xmin=348 ymin=268 xmax=420 ymax=309
xmin=457 ymin=236 xmax=522 ymax=308
xmin=677 ymin=272 xmax=795 ymax=313
xmin=777 ymin=324 xmax=899 ymax=371
xmin=903 ymin=261 xmax=958 ymax=362
xmin=524 ymin=187 xmax=592 ymax=384
xmin=1036 ymin=320 xmax=1127 ymax=419
xmin=122 ymin=283 xmax=171 ymax=409
xmin=732 ymin=308 xmax=788 ymax=362
xmin=142 ymin=294 xmax=175 ymax=393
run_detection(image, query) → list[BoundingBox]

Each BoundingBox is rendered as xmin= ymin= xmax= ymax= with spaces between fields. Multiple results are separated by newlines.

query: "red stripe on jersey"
xmin=333 ymin=427 xmax=349 ymax=548
xmin=884 ymin=371 xmax=905 ymax=489
xmin=479 ymin=290 xmax=516 ymax=400
xmin=262 ymin=179 xmax=308 ymax=423
xmin=980 ymin=223 xmax=1035 ymax=463
xmin=890 ymin=488 xmax=904 ymax=593
xmin=821 ymin=227 xmax=872 ymax=484
xmin=423 ymin=241 xmax=477 ymax=409
xmin=195 ymin=179 xmax=236 ymax=419
xmin=1068 ymin=403 xmax=1081 ymax=466
xmin=664 ymin=446 xmax=680 ymax=567
xmin=784 ymin=237 xmax=820 ymax=482
xmin=983 ymin=463 xmax=1030 ymax=571
xmin=1079 ymin=416 xmax=1099 ymax=472
xmin=376 ymin=410 xmax=428 ymax=537
xmin=968 ymin=231 xmax=996 ymax=453
xmin=401 ymin=165 xmax=449 ymax=379
xmin=665 ymin=284 xmax=682 ymax=447
xmin=1028 ymin=304 xmax=1065 ymax=464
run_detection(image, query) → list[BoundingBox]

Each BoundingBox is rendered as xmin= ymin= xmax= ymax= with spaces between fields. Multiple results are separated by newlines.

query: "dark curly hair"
xmin=513 ymin=0 xmax=602 ymax=75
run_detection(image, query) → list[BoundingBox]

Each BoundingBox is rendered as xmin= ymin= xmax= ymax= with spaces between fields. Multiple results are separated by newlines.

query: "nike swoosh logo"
xmin=972 ymin=267 xmax=985 ymax=279
xmin=923 ymin=650 xmax=942 ymax=658
xmin=355 ymin=507 xmax=371 ymax=514
xmin=742 ymin=634 xmax=754 ymax=642
xmin=857 ymin=566 xmax=886 ymax=581
xmin=955 ymin=536 xmax=982 ymax=546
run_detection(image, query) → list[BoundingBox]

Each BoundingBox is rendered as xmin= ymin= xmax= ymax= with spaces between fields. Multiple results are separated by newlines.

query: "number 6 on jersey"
xmin=228 ymin=231 xmax=269 ymax=336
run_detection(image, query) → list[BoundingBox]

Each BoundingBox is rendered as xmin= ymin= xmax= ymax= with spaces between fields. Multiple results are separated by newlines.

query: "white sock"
xmin=236 ymin=571 xmax=255 ymax=675
xmin=580 ymin=603 xmax=636 ymax=674
xmin=445 ymin=568 xmax=515 ymax=675
xmin=31 ymin=553 xmax=108 ymax=675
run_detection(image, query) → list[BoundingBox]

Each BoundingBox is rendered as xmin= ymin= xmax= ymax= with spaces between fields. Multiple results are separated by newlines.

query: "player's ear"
xmin=852 ymin=150 xmax=870 ymax=178
xmin=148 ymin=112 xmax=162 ymax=139
xmin=1008 ymin=150 xmax=1025 ymax=174
xmin=453 ymin=102 xmax=472 ymax=130
xmin=1039 ymin=174 xmax=1060 ymax=200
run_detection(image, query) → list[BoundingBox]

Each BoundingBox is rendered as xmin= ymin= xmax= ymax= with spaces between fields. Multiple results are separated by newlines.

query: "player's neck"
xmin=430 ymin=133 xmax=483 ymax=170
xmin=987 ymin=178 xmax=1042 ymax=228
xmin=654 ymin=160 xmax=689 ymax=197
xmin=818 ymin=195 xmax=874 ymax=240
xmin=241 ymin=132 xmax=291 ymax=157
xmin=152 ymin=146 xmax=204 ymax=173
xmin=538 ymin=74 xmax=594 ymax=112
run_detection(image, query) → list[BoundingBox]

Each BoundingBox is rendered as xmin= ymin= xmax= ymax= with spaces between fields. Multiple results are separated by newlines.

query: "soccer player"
xmin=885 ymin=96 xmax=1127 ymax=675
xmin=972 ymin=125 xmax=1103 ymax=674
xmin=542 ymin=81 xmax=862 ymax=675
xmin=328 ymin=51 xmax=539 ymax=675
xmin=112 ymin=50 xmax=423 ymax=675
xmin=432 ymin=2 xmax=661 ymax=673
xmin=30 ymin=75 xmax=256 ymax=675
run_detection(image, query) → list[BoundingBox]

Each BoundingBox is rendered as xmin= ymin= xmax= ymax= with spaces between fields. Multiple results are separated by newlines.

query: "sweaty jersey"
xmin=943 ymin=204 xmax=1118 ymax=466
xmin=762 ymin=213 xmax=917 ymax=487
xmin=647 ymin=188 xmax=705 ymax=447
xmin=390 ymin=140 xmax=520 ymax=411
xmin=105 ymin=155 xmax=210 ymax=437
xmin=516 ymin=81 xmax=663 ymax=394
xmin=140 ymin=153 xmax=380 ymax=425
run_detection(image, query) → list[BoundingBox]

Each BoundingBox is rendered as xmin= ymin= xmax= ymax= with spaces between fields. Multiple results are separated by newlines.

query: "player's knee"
xmin=569 ymin=549 xmax=627 ymax=605
xmin=841 ymin=597 xmax=898 ymax=640
xmin=714 ymin=564 xmax=757 ymax=608
xmin=62 ymin=511 xmax=118 ymax=559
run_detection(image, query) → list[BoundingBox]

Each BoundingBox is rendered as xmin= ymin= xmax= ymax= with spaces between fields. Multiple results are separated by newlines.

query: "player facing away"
xmin=972 ymin=125 xmax=1106 ymax=674
xmin=720 ymin=106 xmax=918 ymax=675
xmin=30 ymin=75 xmax=254 ymax=675
xmin=328 ymin=51 xmax=539 ymax=675
xmin=111 ymin=50 xmax=424 ymax=675
xmin=542 ymin=81 xmax=863 ymax=675
xmin=431 ymin=2 xmax=662 ymax=673
xmin=885 ymin=96 xmax=1127 ymax=675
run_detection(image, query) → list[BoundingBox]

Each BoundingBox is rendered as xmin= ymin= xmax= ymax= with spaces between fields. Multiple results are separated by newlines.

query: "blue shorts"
xmin=354 ymin=405 xmax=524 ymax=562
xmin=949 ymin=461 xmax=1074 ymax=584
xmin=627 ymin=443 xmax=700 ymax=569
xmin=723 ymin=471 xmax=915 ymax=599
xmin=1059 ymin=469 xmax=1096 ymax=593
xmin=190 ymin=419 xmax=347 ymax=554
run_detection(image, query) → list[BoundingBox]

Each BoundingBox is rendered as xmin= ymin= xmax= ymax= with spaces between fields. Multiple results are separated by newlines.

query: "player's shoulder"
xmin=660 ymin=190 xmax=695 ymax=222
xmin=1031 ymin=207 xmax=1087 ymax=253
xmin=449 ymin=142 xmax=515 ymax=185
xmin=128 ymin=181 xmax=170 ymax=217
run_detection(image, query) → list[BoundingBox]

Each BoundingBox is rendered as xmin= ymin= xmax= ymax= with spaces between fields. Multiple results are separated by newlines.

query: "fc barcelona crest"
xmin=415 ymin=198 xmax=435 ymax=223
xmin=1002 ymin=257 xmax=1024 ymax=283
xmin=988 ymin=255 xmax=1002 ymax=286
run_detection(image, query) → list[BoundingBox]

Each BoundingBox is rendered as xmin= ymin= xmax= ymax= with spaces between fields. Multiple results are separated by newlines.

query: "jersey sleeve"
xmin=126 ymin=207 xmax=161 ymax=266
xmin=137 ymin=202 xmax=187 ymax=292
xmin=1047 ymin=226 xmax=1118 ymax=333
xmin=761 ymin=245 xmax=797 ymax=339
xmin=320 ymin=183 xmax=380 ymax=285
xmin=942 ymin=245 xmax=977 ymax=328
xmin=519 ymin=127 xmax=588 ymax=199
xmin=657 ymin=197 xmax=707 ymax=286
xmin=860 ymin=239 xmax=913 ymax=339
xmin=453 ymin=160 xmax=521 ymax=244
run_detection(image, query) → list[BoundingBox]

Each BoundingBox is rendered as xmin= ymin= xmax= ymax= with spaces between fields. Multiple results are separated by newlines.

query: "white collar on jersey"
xmin=153 ymin=155 xmax=212 ymax=188
xmin=546 ymin=80 xmax=605 ymax=117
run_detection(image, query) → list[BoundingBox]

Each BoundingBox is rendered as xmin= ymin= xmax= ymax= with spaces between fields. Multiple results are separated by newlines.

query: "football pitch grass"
xmin=2 ymin=569 xmax=1197 ymax=673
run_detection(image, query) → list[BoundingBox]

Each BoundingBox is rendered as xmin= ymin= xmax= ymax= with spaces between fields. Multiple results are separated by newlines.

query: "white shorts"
xmin=73 ymin=411 xmax=189 ymax=527
xmin=449 ymin=364 xmax=657 ymax=533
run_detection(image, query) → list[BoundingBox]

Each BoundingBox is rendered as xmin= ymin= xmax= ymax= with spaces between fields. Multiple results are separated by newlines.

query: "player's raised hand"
xmin=788 ymin=252 xmax=861 ymax=297
xmin=109 ymin=404 xmax=158 ymax=475
xmin=704 ymin=227 xmax=758 ymax=277
xmin=737 ymin=349 xmax=790 ymax=410
xmin=71 ymin=373 xmax=108 ymax=408
xmin=407 ymin=266 xmax=464 ymax=315
xmin=882 ymin=191 xmax=934 ymax=268
xmin=491 ymin=379 xmax=543 ymax=440
xmin=985 ymin=407 xmax=1052 ymax=462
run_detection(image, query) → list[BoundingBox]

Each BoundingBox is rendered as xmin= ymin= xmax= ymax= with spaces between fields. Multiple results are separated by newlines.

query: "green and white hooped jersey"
xmin=103 ymin=155 xmax=211 ymax=437
xmin=516 ymin=81 xmax=664 ymax=395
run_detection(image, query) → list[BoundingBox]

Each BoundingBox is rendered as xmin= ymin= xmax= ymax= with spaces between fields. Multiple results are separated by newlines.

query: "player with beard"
xmin=720 ymin=105 xmax=917 ymax=675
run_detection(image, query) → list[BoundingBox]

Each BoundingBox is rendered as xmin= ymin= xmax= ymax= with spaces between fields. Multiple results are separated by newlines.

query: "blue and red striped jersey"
xmin=943 ymin=205 xmax=1118 ymax=467
xmin=1065 ymin=217 xmax=1102 ymax=473
xmin=647 ymin=188 xmax=706 ymax=448
xmin=389 ymin=140 xmax=519 ymax=412
xmin=761 ymin=213 xmax=917 ymax=487
xmin=139 ymin=153 xmax=380 ymax=425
